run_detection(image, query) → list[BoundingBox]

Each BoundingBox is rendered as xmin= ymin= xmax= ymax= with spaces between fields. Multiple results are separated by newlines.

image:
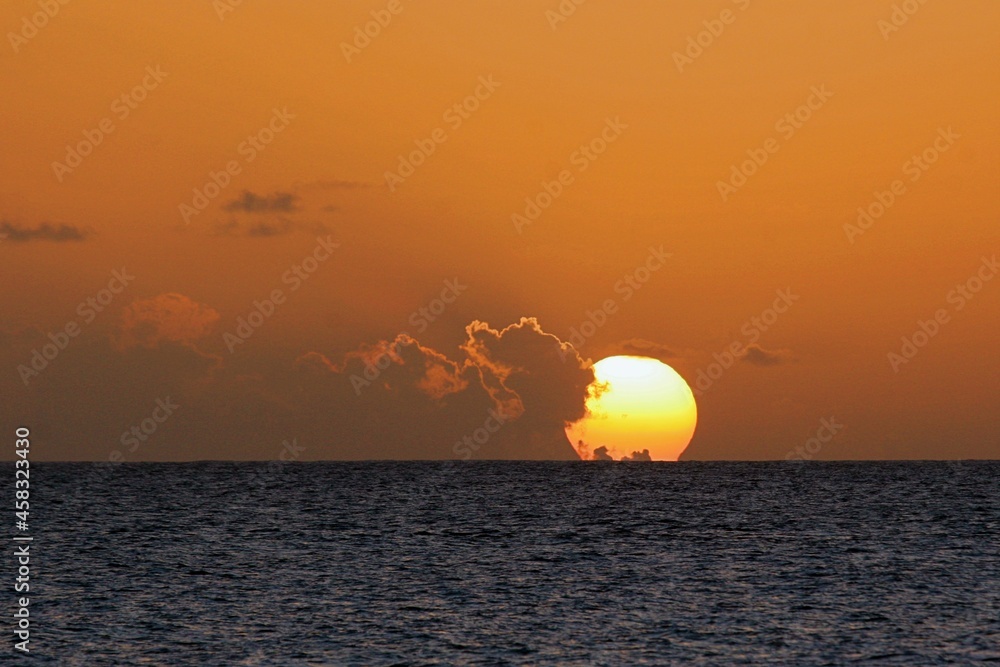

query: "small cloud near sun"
xmin=592 ymin=446 xmax=614 ymax=461
xmin=615 ymin=338 xmax=681 ymax=361
xmin=740 ymin=344 xmax=795 ymax=366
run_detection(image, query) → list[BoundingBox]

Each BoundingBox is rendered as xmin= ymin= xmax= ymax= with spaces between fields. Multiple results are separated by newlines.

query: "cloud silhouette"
xmin=244 ymin=220 xmax=295 ymax=237
xmin=461 ymin=317 xmax=594 ymax=425
xmin=740 ymin=344 xmax=794 ymax=366
xmin=1 ymin=315 xmax=592 ymax=461
xmin=592 ymin=446 xmax=614 ymax=461
xmin=0 ymin=221 xmax=89 ymax=242
xmin=614 ymin=338 xmax=681 ymax=362
xmin=294 ymin=318 xmax=594 ymax=460
xmin=212 ymin=218 xmax=329 ymax=238
xmin=224 ymin=191 xmax=298 ymax=213
xmin=2 ymin=331 xmax=222 ymax=461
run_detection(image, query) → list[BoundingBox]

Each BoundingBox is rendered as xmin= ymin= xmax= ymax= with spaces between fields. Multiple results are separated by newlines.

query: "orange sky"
xmin=1 ymin=0 xmax=998 ymax=461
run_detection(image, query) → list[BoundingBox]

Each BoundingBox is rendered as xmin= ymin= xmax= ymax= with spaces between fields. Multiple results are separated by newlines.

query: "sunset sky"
xmin=2 ymin=0 xmax=997 ymax=461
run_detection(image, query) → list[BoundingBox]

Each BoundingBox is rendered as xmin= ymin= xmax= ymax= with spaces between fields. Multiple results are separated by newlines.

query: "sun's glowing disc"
xmin=566 ymin=355 xmax=698 ymax=461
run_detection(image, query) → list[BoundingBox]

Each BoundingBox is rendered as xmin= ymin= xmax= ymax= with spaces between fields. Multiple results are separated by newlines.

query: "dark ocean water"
xmin=13 ymin=461 xmax=1000 ymax=665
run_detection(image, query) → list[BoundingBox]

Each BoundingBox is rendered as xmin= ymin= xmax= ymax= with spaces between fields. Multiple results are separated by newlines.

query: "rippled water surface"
xmin=21 ymin=461 xmax=1000 ymax=665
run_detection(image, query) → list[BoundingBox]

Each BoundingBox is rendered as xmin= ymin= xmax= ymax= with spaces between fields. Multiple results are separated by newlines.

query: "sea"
xmin=13 ymin=461 xmax=1000 ymax=665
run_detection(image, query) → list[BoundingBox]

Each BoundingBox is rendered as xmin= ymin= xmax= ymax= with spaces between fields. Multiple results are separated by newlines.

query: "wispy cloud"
xmin=212 ymin=218 xmax=328 ymax=238
xmin=0 ymin=221 xmax=90 ymax=243
xmin=616 ymin=338 xmax=681 ymax=361
xmin=741 ymin=344 xmax=794 ymax=366
xmin=223 ymin=191 xmax=299 ymax=213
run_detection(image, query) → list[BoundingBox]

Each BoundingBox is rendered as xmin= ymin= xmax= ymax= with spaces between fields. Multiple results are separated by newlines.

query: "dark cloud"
xmin=592 ymin=446 xmax=614 ymax=461
xmin=3 ymin=312 xmax=595 ymax=461
xmin=3 ymin=333 xmax=223 ymax=461
xmin=223 ymin=191 xmax=299 ymax=213
xmin=461 ymin=318 xmax=594 ymax=425
xmin=245 ymin=220 xmax=295 ymax=237
xmin=212 ymin=218 xmax=328 ymax=238
xmin=621 ymin=449 xmax=652 ymax=462
xmin=216 ymin=182 xmax=360 ymax=227
xmin=614 ymin=338 xmax=681 ymax=362
xmin=741 ymin=344 xmax=794 ymax=367
xmin=0 ymin=221 xmax=89 ymax=243
xmin=295 ymin=318 xmax=595 ymax=460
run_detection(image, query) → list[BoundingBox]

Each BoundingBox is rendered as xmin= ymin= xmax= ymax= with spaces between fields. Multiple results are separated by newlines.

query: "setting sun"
xmin=567 ymin=356 xmax=698 ymax=461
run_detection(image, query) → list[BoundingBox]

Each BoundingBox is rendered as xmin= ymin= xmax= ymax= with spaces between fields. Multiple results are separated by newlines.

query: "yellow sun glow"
xmin=566 ymin=356 xmax=698 ymax=461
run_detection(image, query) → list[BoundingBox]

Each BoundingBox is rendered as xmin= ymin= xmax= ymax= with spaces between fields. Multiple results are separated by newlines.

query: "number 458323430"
xmin=15 ymin=427 xmax=30 ymax=525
